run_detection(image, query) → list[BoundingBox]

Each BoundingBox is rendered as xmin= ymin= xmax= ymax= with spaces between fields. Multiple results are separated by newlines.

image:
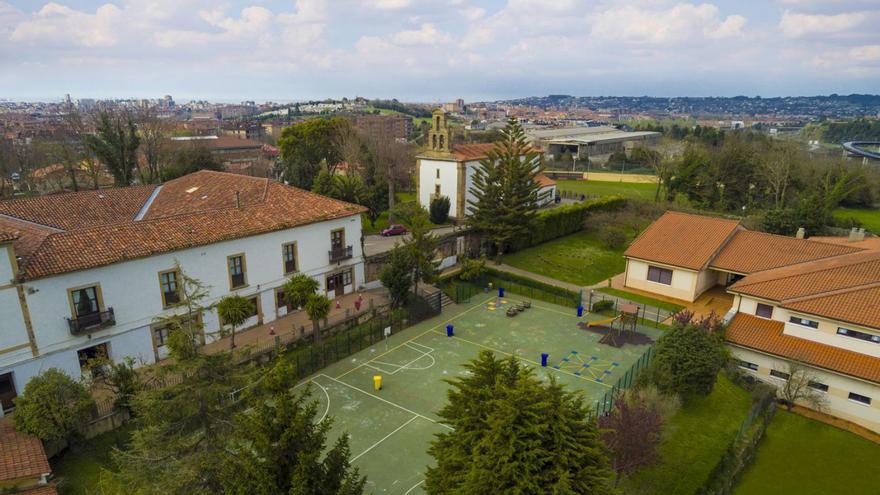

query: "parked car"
xmin=381 ymin=224 xmax=407 ymax=236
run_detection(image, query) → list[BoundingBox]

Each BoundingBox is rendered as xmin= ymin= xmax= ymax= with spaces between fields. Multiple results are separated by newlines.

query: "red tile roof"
xmin=0 ymin=186 xmax=156 ymax=230
xmin=0 ymin=228 xmax=18 ymax=243
xmin=726 ymin=313 xmax=880 ymax=384
xmin=710 ymin=230 xmax=861 ymax=274
xmin=0 ymin=418 xmax=50 ymax=483
xmin=1 ymin=171 xmax=365 ymax=280
xmin=810 ymin=236 xmax=880 ymax=251
xmin=624 ymin=211 xmax=742 ymax=270
xmin=535 ymin=173 xmax=556 ymax=187
xmin=0 ymin=216 xmax=54 ymax=261
xmin=783 ymin=285 xmax=880 ymax=331
xmin=450 ymin=143 xmax=542 ymax=161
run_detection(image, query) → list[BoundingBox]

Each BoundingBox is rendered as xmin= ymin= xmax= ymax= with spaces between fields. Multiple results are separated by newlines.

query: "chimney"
xmin=234 ymin=191 xmax=241 ymax=209
xmin=856 ymin=228 xmax=866 ymax=242
xmin=796 ymin=227 xmax=805 ymax=239
xmin=849 ymin=227 xmax=859 ymax=242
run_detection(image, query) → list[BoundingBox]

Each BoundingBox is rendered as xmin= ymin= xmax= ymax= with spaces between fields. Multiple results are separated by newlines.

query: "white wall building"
xmin=416 ymin=109 xmax=556 ymax=220
xmin=0 ymin=171 xmax=365 ymax=414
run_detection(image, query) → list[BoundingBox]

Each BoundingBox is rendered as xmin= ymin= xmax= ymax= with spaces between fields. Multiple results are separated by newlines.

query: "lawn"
xmin=556 ymin=179 xmax=659 ymax=201
xmin=596 ymin=287 xmax=685 ymax=313
xmin=621 ymin=374 xmax=753 ymax=495
xmin=52 ymin=424 xmax=132 ymax=495
xmin=734 ymin=410 xmax=880 ymax=495
xmin=833 ymin=207 xmax=880 ymax=234
xmin=502 ymin=231 xmax=626 ymax=286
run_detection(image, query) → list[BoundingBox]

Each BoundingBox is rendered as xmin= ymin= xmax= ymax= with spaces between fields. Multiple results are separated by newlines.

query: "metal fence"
xmin=588 ymin=345 xmax=654 ymax=420
xmin=441 ymin=274 xmax=581 ymax=309
xmin=586 ymin=291 xmax=675 ymax=328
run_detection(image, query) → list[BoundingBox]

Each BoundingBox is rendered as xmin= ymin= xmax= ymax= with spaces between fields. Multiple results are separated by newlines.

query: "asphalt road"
xmin=363 ymin=225 xmax=458 ymax=257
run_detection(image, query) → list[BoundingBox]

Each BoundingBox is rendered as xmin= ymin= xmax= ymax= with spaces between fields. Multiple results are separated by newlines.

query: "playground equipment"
xmin=506 ymin=298 xmax=532 ymax=317
xmin=582 ymin=303 xmax=641 ymax=347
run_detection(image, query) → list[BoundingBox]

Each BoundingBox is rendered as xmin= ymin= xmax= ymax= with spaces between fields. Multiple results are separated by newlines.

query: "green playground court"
xmin=296 ymin=295 xmax=662 ymax=494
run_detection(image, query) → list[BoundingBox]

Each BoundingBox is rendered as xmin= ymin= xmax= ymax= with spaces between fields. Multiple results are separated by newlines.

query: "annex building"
xmin=416 ymin=109 xmax=556 ymax=219
xmin=526 ymin=126 xmax=661 ymax=163
xmin=0 ymin=171 xmax=365 ymax=415
xmin=624 ymin=211 xmax=880 ymax=432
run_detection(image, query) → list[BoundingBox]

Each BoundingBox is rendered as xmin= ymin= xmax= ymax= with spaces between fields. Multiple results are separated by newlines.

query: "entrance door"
xmin=77 ymin=342 xmax=110 ymax=378
xmin=0 ymin=372 xmax=16 ymax=413
xmin=326 ymin=272 xmax=344 ymax=299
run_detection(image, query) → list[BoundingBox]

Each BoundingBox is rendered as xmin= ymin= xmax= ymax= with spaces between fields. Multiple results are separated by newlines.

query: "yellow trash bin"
xmin=373 ymin=375 xmax=382 ymax=391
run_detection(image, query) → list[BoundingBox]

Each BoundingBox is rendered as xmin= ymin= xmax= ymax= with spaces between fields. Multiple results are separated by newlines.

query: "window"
xmin=245 ymin=296 xmax=259 ymax=319
xmin=436 ymin=168 xmax=440 ymax=179
xmin=343 ymin=269 xmax=352 ymax=286
xmin=153 ymin=325 xmax=171 ymax=347
xmin=0 ymin=372 xmax=16 ymax=412
xmin=808 ymin=381 xmax=829 ymax=392
xmin=282 ymin=242 xmax=298 ymax=275
xmin=331 ymin=229 xmax=345 ymax=250
xmin=755 ymin=303 xmax=774 ymax=319
xmin=228 ymin=254 xmax=247 ymax=289
xmin=837 ymin=327 xmax=880 ymax=344
xmin=770 ymin=369 xmax=790 ymax=380
xmin=276 ymin=288 xmax=292 ymax=311
xmin=738 ymin=360 xmax=759 ymax=371
xmin=646 ymin=266 xmax=673 ymax=285
xmin=71 ymin=286 xmax=100 ymax=318
xmin=77 ymin=343 xmax=109 ymax=376
xmin=789 ymin=316 xmax=818 ymax=329
xmin=159 ymin=269 xmax=181 ymax=307
xmin=848 ymin=392 xmax=872 ymax=405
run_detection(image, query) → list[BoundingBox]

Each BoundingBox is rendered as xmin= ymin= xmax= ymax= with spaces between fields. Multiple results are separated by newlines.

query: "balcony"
xmin=329 ymin=245 xmax=353 ymax=263
xmin=67 ymin=308 xmax=115 ymax=336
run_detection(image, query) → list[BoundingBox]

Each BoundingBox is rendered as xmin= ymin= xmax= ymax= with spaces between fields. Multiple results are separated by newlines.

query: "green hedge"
xmin=513 ymin=195 xmax=626 ymax=250
xmin=438 ymin=267 xmax=581 ymax=308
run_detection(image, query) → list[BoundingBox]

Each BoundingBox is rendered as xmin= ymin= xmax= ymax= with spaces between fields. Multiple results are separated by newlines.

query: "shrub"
xmin=13 ymin=368 xmax=96 ymax=443
xmin=429 ymin=195 xmax=451 ymax=224
xmin=512 ymin=195 xmax=626 ymax=250
xmin=648 ymin=324 xmax=728 ymax=397
xmin=458 ymin=256 xmax=487 ymax=282
xmin=592 ymin=299 xmax=615 ymax=313
xmin=598 ymin=225 xmax=629 ymax=250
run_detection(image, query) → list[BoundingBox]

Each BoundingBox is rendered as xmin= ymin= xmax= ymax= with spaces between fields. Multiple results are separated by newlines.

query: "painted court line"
xmin=430 ymin=329 xmax=613 ymax=389
xmin=335 ymin=297 xmax=494 ymax=380
xmin=292 ymin=378 xmax=333 ymax=424
xmin=369 ymin=343 xmax=436 ymax=375
xmin=351 ymin=415 xmax=419 ymax=462
xmin=404 ymin=480 xmax=425 ymax=494
xmin=317 ymin=373 xmax=453 ymax=430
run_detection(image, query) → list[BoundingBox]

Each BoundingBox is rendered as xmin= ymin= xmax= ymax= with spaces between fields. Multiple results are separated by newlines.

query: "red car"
xmin=381 ymin=224 xmax=407 ymax=236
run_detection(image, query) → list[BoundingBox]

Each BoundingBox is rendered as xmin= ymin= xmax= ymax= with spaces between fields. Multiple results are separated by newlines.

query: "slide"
xmin=587 ymin=316 xmax=619 ymax=328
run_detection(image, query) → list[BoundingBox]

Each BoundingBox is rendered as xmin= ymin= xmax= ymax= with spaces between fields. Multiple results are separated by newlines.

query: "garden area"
xmin=556 ymin=179 xmax=659 ymax=201
xmin=734 ymin=410 xmax=880 ymax=495
xmin=621 ymin=373 xmax=753 ymax=494
xmin=833 ymin=206 xmax=880 ymax=234
xmin=502 ymin=230 xmax=626 ymax=286
xmin=52 ymin=425 xmax=131 ymax=494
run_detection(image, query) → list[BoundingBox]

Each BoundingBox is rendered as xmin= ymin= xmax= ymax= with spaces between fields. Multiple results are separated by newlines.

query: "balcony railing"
xmin=67 ymin=308 xmax=115 ymax=335
xmin=329 ymin=245 xmax=353 ymax=263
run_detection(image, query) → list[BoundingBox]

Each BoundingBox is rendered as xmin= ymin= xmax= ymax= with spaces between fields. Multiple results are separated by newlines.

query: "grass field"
xmin=833 ymin=207 xmax=880 ymax=234
xmin=300 ymin=296 xmax=661 ymax=494
xmin=596 ymin=287 xmax=685 ymax=313
xmin=556 ymin=179 xmax=658 ymax=200
xmin=52 ymin=424 xmax=131 ymax=494
xmin=502 ymin=231 xmax=626 ymax=286
xmin=621 ymin=374 xmax=752 ymax=495
xmin=734 ymin=410 xmax=880 ymax=495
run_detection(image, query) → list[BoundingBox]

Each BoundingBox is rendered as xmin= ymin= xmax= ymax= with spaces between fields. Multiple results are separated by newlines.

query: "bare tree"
xmin=365 ymin=127 xmax=415 ymax=210
xmin=136 ymin=107 xmax=170 ymax=184
xmin=761 ymin=140 xmax=798 ymax=208
xmin=779 ymin=358 xmax=829 ymax=412
xmin=332 ymin=124 xmax=365 ymax=176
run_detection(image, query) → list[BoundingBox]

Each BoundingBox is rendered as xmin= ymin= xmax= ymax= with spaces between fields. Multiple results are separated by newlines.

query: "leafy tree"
xmin=458 ymin=255 xmax=487 ymax=282
xmin=598 ymin=388 xmax=669 ymax=484
xmin=85 ymin=109 xmax=141 ymax=186
xmin=648 ymin=323 xmax=728 ymax=397
xmin=219 ymin=360 xmax=365 ymax=494
xmin=13 ymin=368 xmax=96 ymax=444
xmin=161 ymin=146 xmax=223 ymax=181
xmin=467 ymin=118 xmax=547 ymax=262
xmin=152 ymin=263 xmax=212 ymax=361
xmin=429 ymin=195 xmax=451 ymax=224
xmin=217 ymin=295 xmax=255 ymax=351
xmin=333 ymin=174 xmax=365 ymax=204
xmin=92 ymin=357 xmax=144 ymax=414
xmin=361 ymin=181 xmax=389 ymax=228
xmin=279 ymin=117 xmax=349 ymax=189
xmin=426 ymin=352 xmax=614 ymax=494
xmin=283 ymin=273 xmax=320 ymax=311
xmin=379 ymin=246 xmax=413 ymax=308
xmin=399 ymin=205 xmax=438 ymax=296
xmin=306 ymin=294 xmax=332 ymax=343
xmin=312 ymin=166 xmax=335 ymax=197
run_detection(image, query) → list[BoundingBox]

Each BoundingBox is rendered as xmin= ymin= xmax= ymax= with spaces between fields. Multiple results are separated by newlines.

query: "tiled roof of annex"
xmin=1 ymin=171 xmax=365 ymax=280
xmin=623 ymin=211 xmax=742 ymax=270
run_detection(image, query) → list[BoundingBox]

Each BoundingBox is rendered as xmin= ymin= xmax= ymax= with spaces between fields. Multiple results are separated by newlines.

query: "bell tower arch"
xmin=428 ymin=108 xmax=450 ymax=153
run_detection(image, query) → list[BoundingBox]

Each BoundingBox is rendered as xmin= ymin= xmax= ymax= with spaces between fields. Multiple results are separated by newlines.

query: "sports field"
xmin=296 ymin=295 xmax=661 ymax=494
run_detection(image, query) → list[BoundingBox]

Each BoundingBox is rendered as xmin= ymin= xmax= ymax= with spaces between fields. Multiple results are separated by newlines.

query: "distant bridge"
xmin=842 ymin=141 xmax=880 ymax=161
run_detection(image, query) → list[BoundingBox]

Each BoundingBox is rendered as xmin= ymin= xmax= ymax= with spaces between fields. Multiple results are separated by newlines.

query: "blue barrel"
xmin=446 ymin=324 xmax=454 ymax=337
xmin=577 ymin=305 xmax=584 ymax=317
xmin=541 ymin=353 xmax=549 ymax=367
xmin=498 ymin=287 xmax=505 ymax=298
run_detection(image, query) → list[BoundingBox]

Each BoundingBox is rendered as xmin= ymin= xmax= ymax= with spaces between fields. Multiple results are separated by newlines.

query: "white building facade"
xmin=0 ymin=171 xmax=365 ymax=414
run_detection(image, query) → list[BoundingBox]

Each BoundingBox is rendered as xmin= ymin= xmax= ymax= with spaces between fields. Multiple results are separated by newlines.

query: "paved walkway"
xmin=491 ymin=263 xmax=586 ymax=293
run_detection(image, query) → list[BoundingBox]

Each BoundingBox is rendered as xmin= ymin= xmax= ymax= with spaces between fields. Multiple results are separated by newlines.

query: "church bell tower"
xmin=428 ymin=108 xmax=450 ymax=153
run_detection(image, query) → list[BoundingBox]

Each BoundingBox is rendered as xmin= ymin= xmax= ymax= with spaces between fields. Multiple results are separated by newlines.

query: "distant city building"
xmin=169 ymin=135 xmax=271 ymax=177
xmin=526 ymin=126 xmax=661 ymax=163
xmin=352 ymin=114 xmax=412 ymax=142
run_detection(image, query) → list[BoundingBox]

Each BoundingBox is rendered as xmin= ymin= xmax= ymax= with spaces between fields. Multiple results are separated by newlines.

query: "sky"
xmin=0 ymin=0 xmax=878 ymax=102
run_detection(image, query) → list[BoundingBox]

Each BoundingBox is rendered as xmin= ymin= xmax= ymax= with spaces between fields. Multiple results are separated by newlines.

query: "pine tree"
xmin=426 ymin=352 xmax=614 ymax=494
xmin=397 ymin=204 xmax=439 ymax=297
xmin=219 ymin=360 xmax=365 ymax=495
xmin=467 ymin=118 xmax=547 ymax=262
xmin=379 ymin=246 xmax=413 ymax=308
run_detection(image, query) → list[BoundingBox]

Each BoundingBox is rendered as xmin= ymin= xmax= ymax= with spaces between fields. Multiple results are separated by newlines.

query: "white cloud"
xmin=390 ymin=23 xmax=451 ymax=45
xmin=851 ymin=45 xmax=880 ymax=62
xmin=459 ymin=7 xmax=485 ymax=21
xmin=10 ymin=2 xmax=122 ymax=47
xmin=779 ymin=10 xmax=866 ymax=37
xmin=365 ymin=0 xmax=412 ymax=10
xmin=591 ymin=3 xmax=746 ymax=44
